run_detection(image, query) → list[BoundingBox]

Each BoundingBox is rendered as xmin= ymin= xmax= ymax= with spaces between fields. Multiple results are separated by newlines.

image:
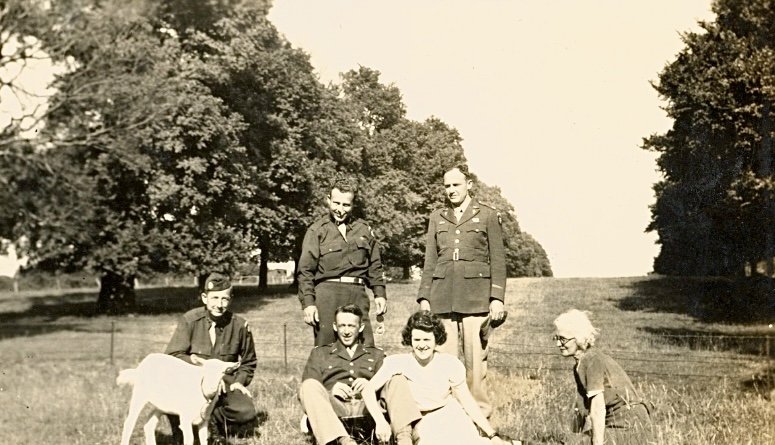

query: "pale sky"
xmin=268 ymin=0 xmax=717 ymax=278
xmin=0 ymin=1 xmax=717 ymax=278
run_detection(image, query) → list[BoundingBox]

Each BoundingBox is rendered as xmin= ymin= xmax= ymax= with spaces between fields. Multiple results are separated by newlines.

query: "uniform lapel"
xmin=350 ymin=343 xmax=367 ymax=360
xmin=457 ymin=200 xmax=480 ymax=226
xmin=440 ymin=208 xmax=456 ymax=225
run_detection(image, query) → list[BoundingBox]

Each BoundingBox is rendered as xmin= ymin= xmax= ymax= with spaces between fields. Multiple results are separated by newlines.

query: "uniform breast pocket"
xmin=466 ymin=224 xmax=488 ymax=249
xmin=348 ymin=237 xmax=370 ymax=267
xmin=219 ymin=345 xmax=240 ymax=362
xmin=435 ymin=225 xmax=450 ymax=247
xmin=319 ymin=242 xmax=343 ymax=272
xmin=320 ymin=242 xmax=343 ymax=257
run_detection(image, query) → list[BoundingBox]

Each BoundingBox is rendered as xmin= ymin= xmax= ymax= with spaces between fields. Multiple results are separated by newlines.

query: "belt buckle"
xmin=453 ymin=248 xmax=459 ymax=261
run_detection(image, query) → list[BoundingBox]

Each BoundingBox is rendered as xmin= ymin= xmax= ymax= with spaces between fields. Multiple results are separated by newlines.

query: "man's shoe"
xmin=208 ymin=434 xmax=229 ymax=445
xmin=336 ymin=436 xmax=358 ymax=445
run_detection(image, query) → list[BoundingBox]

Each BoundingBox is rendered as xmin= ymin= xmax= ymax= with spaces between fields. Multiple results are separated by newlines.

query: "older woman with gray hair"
xmin=553 ymin=309 xmax=653 ymax=445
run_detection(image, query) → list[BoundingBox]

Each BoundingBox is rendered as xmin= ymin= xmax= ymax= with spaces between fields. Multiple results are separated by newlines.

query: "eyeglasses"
xmin=552 ymin=334 xmax=575 ymax=346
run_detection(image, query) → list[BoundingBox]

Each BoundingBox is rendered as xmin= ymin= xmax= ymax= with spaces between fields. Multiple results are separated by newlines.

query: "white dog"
xmin=117 ymin=353 xmax=239 ymax=445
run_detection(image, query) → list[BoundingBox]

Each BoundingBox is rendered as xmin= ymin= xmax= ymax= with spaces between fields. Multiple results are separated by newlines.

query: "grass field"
xmin=0 ymin=276 xmax=772 ymax=444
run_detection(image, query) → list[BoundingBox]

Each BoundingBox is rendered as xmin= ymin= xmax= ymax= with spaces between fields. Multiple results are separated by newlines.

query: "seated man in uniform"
xmin=299 ymin=304 xmax=420 ymax=445
xmin=165 ymin=272 xmax=258 ymax=444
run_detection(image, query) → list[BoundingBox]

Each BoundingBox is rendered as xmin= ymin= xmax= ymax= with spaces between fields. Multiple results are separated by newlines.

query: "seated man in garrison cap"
xmin=165 ymin=272 xmax=258 ymax=444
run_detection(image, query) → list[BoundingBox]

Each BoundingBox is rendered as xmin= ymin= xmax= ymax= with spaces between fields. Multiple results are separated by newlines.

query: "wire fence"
xmin=1 ymin=319 xmax=772 ymax=383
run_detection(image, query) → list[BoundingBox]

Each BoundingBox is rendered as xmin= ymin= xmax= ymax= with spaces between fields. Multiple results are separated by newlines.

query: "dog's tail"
xmin=116 ymin=368 xmax=136 ymax=386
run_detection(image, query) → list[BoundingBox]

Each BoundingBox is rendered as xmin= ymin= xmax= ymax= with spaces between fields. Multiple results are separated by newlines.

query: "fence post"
xmin=110 ymin=320 xmax=115 ymax=365
xmin=283 ymin=323 xmax=288 ymax=373
xmin=767 ymin=334 xmax=773 ymax=389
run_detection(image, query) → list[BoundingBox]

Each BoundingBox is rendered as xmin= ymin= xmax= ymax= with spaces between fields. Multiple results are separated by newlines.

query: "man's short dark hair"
xmin=329 ymin=176 xmax=358 ymax=196
xmin=443 ymin=163 xmax=472 ymax=180
xmin=334 ymin=304 xmax=364 ymax=322
xmin=401 ymin=310 xmax=447 ymax=346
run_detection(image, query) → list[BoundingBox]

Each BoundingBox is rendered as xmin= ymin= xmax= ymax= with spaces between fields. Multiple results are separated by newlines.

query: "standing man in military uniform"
xmin=165 ymin=272 xmax=257 ymax=444
xmin=298 ymin=176 xmax=387 ymax=347
xmin=299 ymin=304 xmax=419 ymax=445
xmin=417 ymin=164 xmax=507 ymax=418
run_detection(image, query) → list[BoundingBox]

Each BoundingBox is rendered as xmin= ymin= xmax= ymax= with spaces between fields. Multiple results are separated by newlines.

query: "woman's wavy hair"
xmin=401 ymin=310 xmax=447 ymax=346
xmin=553 ymin=309 xmax=600 ymax=350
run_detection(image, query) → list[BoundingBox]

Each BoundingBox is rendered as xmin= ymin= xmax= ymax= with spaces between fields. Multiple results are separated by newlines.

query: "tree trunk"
xmin=758 ymin=100 xmax=774 ymax=277
xmin=196 ymin=273 xmax=209 ymax=292
xmin=96 ymin=272 xmax=136 ymax=315
xmin=258 ymin=245 xmax=268 ymax=290
xmin=402 ymin=265 xmax=411 ymax=280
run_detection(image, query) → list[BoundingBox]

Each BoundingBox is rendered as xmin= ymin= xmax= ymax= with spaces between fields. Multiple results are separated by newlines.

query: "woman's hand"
xmin=374 ymin=418 xmax=392 ymax=443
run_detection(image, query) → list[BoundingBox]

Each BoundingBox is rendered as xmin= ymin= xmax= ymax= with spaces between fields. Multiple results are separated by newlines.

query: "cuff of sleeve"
xmin=490 ymin=294 xmax=505 ymax=302
xmin=373 ymin=286 xmax=386 ymax=300
xmin=237 ymin=373 xmax=250 ymax=386
xmin=301 ymin=295 xmax=315 ymax=308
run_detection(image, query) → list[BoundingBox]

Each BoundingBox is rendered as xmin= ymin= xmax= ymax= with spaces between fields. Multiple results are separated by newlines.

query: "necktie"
xmin=209 ymin=321 xmax=216 ymax=346
xmin=455 ymin=207 xmax=464 ymax=222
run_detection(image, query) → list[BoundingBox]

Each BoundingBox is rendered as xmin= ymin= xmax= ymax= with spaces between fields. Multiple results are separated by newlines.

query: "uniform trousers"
xmin=313 ymin=281 xmax=374 ymax=347
xmin=299 ymin=375 xmax=421 ymax=445
xmin=436 ymin=313 xmax=491 ymax=418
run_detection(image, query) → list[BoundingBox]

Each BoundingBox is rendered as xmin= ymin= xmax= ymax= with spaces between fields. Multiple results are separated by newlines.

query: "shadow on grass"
xmin=639 ymin=325 xmax=772 ymax=357
xmin=0 ymin=284 xmax=295 ymax=340
xmin=619 ymin=276 xmax=775 ymax=324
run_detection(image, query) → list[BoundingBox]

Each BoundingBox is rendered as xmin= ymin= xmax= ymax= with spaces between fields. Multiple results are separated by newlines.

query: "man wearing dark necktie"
xmin=165 ymin=272 xmax=257 ymax=444
xmin=297 ymin=176 xmax=388 ymax=347
xmin=417 ymin=164 xmax=507 ymax=418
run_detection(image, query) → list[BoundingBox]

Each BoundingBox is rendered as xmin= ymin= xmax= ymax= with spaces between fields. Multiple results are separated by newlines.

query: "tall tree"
xmin=8 ymin=2 xmax=258 ymax=312
xmin=339 ymin=67 xmax=551 ymax=278
xmin=193 ymin=9 xmax=360 ymax=287
xmin=645 ymin=0 xmax=775 ymax=276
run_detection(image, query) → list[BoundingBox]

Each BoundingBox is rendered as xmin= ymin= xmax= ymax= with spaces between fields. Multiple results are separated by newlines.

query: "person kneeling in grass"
xmin=362 ymin=310 xmax=514 ymax=445
xmin=553 ymin=309 xmax=653 ymax=445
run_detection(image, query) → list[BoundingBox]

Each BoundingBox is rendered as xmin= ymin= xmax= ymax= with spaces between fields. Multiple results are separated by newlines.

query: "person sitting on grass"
xmin=299 ymin=304 xmax=420 ymax=445
xmin=165 ymin=272 xmax=258 ymax=445
xmin=361 ymin=310 xmax=514 ymax=445
xmin=553 ymin=309 xmax=653 ymax=445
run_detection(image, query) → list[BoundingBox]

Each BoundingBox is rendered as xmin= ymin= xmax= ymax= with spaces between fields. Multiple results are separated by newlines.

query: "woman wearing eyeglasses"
xmin=553 ymin=309 xmax=653 ymax=445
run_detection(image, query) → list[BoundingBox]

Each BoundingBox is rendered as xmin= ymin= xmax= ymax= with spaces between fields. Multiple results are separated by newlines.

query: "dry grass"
xmin=0 ymin=276 xmax=772 ymax=444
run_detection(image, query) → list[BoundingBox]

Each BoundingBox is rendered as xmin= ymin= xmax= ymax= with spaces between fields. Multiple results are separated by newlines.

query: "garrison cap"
xmin=204 ymin=272 xmax=232 ymax=292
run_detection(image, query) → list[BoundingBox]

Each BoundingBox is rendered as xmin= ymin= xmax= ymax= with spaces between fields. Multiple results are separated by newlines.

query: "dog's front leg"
xmin=196 ymin=421 xmax=208 ymax=445
xmin=179 ymin=416 xmax=196 ymax=445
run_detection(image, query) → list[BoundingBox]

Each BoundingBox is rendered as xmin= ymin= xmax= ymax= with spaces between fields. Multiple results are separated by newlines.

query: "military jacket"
xmin=417 ymin=199 xmax=507 ymax=314
xmin=297 ymin=215 xmax=387 ymax=308
xmin=165 ymin=307 xmax=257 ymax=386
xmin=301 ymin=341 xmax=385 ymax=391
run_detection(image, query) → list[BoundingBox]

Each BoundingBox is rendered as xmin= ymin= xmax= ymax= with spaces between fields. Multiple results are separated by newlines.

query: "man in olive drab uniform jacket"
xmin=299 ymin=304 xmax=419 ymax=445
xmin=298 ymin=177 xmax=387 ymax=348
xmin=165 ymin=272 xmax=257 ymax=443
xmin=417 ymin=165 xmax=507 ymax=418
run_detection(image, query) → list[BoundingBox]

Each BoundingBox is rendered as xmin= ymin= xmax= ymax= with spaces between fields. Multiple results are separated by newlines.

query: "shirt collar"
xmin=453 ymin=195 xmax=472 ymax=213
